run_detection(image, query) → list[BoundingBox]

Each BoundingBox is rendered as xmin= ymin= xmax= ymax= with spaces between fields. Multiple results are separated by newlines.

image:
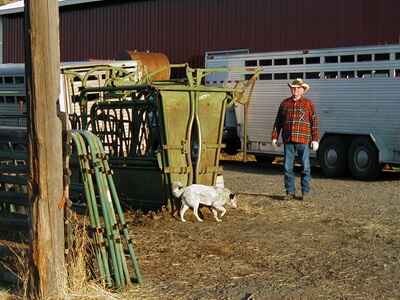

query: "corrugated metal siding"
xmin=3 ymin=0 xmax=400 ymax=66
xmin=244 ymin=79 xmax=400 ymax=163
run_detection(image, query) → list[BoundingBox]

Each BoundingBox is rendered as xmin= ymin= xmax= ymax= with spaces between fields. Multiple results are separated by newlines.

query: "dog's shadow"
xmin=170 ymin=205 xmax=215 ymax=222
xmin=168 ymin=196 xmax=181 ymax=217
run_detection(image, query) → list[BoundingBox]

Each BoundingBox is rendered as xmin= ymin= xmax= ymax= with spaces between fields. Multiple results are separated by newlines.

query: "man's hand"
xmin=272 ymin=139 xmax=279 ymax=148
xmin=311 ymin=141 xmax=319 ymax=151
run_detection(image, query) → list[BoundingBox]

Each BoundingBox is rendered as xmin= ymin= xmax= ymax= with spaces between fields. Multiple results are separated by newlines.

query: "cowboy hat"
xmin=288 ymin=78 xmax=310 ymax=93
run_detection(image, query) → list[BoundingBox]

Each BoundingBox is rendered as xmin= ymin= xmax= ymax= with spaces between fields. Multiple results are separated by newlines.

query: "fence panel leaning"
xmin=69 ymin=130 xmax=142 ymax=288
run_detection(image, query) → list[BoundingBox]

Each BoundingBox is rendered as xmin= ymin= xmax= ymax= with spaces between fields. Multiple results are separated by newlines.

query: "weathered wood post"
xmin=24 ymin=0 xmax=66 ymax=298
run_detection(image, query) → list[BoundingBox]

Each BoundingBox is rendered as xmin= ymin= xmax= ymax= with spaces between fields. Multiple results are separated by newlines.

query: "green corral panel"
xmin=196 ymin=92 xmax=228 ymax=185
xmin=159 ymin=89 xmax=194 ymax=186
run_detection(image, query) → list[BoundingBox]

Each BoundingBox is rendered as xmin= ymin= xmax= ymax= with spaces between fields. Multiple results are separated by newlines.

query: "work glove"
xmin=311 ymin=141 xmax=319 ymax=151
xmin=272 ymin=139 xmax=278 ymax=148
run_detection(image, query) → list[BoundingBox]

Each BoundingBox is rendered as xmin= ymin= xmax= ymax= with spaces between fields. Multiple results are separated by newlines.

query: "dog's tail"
xmin=171 ymin=181 xmax=185 ymax=199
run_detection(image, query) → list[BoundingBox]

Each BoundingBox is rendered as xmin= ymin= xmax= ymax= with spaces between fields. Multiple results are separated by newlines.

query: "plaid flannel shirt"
xmin=272 ymin=97 xmax=319 ymax=144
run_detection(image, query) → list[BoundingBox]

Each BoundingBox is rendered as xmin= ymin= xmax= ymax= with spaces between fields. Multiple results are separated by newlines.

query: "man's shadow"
xmin=269 ymin=194 xmax=286 ymax=201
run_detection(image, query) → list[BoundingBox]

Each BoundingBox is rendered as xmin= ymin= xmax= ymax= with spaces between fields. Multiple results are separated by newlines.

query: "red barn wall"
xmin=3 ymin=0 xmax=400 ymax=67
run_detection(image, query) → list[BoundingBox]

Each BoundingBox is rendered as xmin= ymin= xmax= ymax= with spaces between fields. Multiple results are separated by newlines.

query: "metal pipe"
xmin=70 ymin=132 xmax=112 ymax=286
xmin=81 ymin=131 xmax=130 ymax=288
xmin=94 ymin=136 xmax=143 ymax=284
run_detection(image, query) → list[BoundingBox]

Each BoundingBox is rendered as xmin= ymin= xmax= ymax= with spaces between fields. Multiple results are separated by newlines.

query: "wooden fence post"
xmin=24 ymin=0 xmax=66 ymax=298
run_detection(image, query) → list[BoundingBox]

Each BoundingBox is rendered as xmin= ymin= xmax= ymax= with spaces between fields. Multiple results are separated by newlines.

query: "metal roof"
xmin=0 ymin=0 xmax=104 ymax=15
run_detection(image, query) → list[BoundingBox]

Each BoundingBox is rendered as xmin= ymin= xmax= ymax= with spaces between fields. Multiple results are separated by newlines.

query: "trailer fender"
xmin=368 ymin=133 xmax=390 ymax=163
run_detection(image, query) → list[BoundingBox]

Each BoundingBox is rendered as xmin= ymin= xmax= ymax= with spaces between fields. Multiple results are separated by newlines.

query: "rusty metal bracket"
xmin=163 ymin=166 xmax=192 ymax=174
xmin=162 ymin=140 xmax=188 ymax=154
xmin=197 ymin=166 xmax=223 ymax=175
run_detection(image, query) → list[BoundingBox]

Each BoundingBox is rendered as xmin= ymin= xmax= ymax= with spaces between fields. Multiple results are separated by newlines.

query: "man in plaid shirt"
xmin=271 ymin=79 xmax=320 ymax=200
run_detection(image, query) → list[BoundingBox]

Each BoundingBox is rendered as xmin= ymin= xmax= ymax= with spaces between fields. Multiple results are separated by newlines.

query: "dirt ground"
xmin=124 ymin=161 xmax=400 ymax=299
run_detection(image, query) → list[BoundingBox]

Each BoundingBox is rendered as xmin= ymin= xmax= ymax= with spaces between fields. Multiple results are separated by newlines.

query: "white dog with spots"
xmin=172 ymin=182 xmax=238 ymax=222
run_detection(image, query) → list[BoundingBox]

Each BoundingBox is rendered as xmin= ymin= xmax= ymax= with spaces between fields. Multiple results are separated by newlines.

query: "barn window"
xmin=259 ymin=73 xmax=272 ymax=80
xmin=306 ymin=57 xmax=320 ymax=64
xmin=289 ymin=72 xmax=303 ymax=79
xmin=0 ymin=77 xmax=3 ymax=84
xmin=259 ymin=59 xmax=272 ymax=66
xmin=305 ymin=72 xmax=320 ymax=79
xmin=245 ymin=60 xmax=257 ymax=67
xmin=340 ymin=55 xmax=355 ymax=63
xmin=396 ymin=53 xmax=400 ymax=60
xmin=289 ymin=57 xmax=303 ymax=65
xmin=274 ymin=59 xmax=287 ymax=66
xmin=324 ymin=71 xmax=338 ymax=79
xmin=374 ymin=53 xmax=390 ymax=61
xmin=357 ymin=70 xmax=372 ymax=78
xmin=340 ymin=71 xmax=355 ymax=78
xmin=4 ymin=77 xmax=13 ymax=84
xmin=357 ymin=54 xmax=372 ymax=62
xmin=325 ymin=56 xmax=338 ymax=63
xmin=274 ymin=73 xmax=288 ymax=80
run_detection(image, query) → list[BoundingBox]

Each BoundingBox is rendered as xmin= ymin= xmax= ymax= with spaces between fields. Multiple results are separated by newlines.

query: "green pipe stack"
xmin=69 ymin=130 xmax=142 ymax=288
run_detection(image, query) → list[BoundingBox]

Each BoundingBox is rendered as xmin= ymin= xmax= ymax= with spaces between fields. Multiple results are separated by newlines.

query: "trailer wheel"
xmin=319 ymin=136 xmax=348 ymax=177
xmin=348 ymin=137 xmax=381 ymax=180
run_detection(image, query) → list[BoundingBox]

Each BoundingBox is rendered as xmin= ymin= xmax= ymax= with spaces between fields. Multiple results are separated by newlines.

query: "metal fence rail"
xmin=0 ymin=127 xmax=29 ymax=239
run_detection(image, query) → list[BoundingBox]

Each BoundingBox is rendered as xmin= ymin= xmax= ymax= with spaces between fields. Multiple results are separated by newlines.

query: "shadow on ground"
xmin=221 ymin=160 xmax=400 ymax=182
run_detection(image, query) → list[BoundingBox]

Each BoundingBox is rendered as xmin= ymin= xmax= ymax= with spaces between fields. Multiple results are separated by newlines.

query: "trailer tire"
xmin=348 ymin=137 xmax=381 ymax=180
xmin=319 ymin=136 xmax=348 ymax=177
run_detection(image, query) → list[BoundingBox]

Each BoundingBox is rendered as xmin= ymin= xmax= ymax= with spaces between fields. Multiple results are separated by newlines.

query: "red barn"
xmin=1 ymin=0 xmax=400 ymax=66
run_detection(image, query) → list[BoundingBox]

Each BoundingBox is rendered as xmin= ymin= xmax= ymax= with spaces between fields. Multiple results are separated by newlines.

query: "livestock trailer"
xmin=206 ymin=44 xmax=400 ymax=179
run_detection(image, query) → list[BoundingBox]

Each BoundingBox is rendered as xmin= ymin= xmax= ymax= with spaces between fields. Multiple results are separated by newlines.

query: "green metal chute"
xmin=65 ymin=64 xmax=258 ymax=210
xmin=158 ymin=89 xmax=194 ymax=187
xmin=195 ymin=91 xmax=228 ymax=185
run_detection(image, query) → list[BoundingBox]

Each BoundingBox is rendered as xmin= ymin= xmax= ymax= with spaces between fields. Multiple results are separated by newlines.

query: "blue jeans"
xmin=283 ymin=143 xmax=311 ymax=195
